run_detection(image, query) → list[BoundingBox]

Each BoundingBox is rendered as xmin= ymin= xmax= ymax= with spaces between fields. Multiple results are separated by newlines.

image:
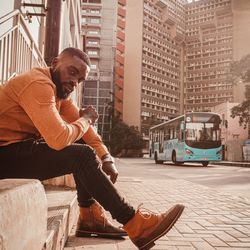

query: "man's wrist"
xmin=101 ymin=154 xmax=115 ymax=163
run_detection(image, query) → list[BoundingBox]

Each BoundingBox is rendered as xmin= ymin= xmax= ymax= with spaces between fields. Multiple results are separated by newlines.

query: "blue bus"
xmin=149 ymin=112 xmax=222 ymax=166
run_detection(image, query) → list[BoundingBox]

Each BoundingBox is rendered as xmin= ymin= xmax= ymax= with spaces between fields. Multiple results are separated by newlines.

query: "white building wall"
xmin=211 ymin=102 xmax=248 ymax=161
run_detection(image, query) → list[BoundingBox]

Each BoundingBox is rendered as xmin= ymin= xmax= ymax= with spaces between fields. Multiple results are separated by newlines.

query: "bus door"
xmin=177 ymin=121 xmax=185 ymax=160
xmin=159 ymin=129 xmax=164 ymax=153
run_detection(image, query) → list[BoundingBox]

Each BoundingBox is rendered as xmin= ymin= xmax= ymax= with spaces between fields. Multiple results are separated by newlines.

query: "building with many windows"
xmin=114 ymin=0 xmax=126 ymax=119
xmin=116 ymin=0 xmax=250 ymax=138
xmin=81 ymin=0 xmax=117 ymax=144
xmin=120 ymin=0 xmax=187 ymax=138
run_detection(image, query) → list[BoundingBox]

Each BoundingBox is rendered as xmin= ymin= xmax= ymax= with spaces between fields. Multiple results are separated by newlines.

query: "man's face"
xmin=51 ymin=55 xmax=90 ymax=99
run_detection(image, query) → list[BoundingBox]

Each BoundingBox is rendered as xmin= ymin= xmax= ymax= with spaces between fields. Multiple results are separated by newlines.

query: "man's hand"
xmin=79 ymin=106 xmax=99 ymax=124
xmin=102 ymin=162 xmax=118 ymax=184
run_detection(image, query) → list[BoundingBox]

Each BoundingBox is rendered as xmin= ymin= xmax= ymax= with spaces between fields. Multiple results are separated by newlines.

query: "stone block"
xmin=0 ymin=179 xmax=47 ymax=250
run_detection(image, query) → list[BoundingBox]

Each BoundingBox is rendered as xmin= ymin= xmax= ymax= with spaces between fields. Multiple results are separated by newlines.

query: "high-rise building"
xmin=114 ymin=0 xmax=126 ymax=119
xmin=81 ymin=0 xmax=117 ymax=145
xmin=185 ymin=0 xmax=234 ymax=111
xmin=117 ymin=0 xmax=250 ymax=138
xmin=118 ymin=0 xmax=186 ymax=138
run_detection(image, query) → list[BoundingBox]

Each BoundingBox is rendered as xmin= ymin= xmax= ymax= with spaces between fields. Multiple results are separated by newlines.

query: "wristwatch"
xmin=101 ymin=154 xmax=115 ymax=163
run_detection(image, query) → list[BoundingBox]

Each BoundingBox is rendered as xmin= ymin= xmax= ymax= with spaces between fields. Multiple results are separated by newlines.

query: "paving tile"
xmin=64 ymin=174 xmax=250 ymax=249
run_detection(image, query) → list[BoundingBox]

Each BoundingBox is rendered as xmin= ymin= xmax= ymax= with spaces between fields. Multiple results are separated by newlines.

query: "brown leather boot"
xmin=123 ymin=204 xmax=184 ymax=250
xmin=75 ymin=202 xmax=127 ymax=238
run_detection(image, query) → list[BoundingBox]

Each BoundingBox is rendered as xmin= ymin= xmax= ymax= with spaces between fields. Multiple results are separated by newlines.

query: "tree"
xmin=110 ymin=118 xmax=144 ymax=156
xmin=230 ymin=54 xmax=250 ymax=133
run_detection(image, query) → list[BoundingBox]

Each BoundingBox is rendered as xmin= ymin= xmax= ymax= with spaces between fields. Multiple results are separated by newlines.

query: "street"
xmin=117 ymin=158 xmax=250 ymax=202
xmin=65 ymin=158 xmax=250 ymax=250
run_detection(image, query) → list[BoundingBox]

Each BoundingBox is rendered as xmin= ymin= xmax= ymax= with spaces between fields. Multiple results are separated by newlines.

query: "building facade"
xmin=211 ymin=102 xmax=248 ymax=161
xmin=81 ymin=0 xmax=117 ymax=145
xmin=114 ymin=0 xmax=126 ymax=119
xmin=117 ymin=0 xmax=250 ymax=139
xmin=121 ymin=0 xmax=187 ymax=139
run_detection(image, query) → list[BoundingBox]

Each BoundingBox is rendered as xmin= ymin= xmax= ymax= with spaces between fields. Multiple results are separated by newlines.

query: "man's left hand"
xmin=102 ymin=162 xmax=118 ymax=184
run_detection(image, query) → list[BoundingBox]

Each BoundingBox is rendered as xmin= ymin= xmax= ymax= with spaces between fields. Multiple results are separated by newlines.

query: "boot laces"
xmin=137 ymin=203 xmax=158 ymax=220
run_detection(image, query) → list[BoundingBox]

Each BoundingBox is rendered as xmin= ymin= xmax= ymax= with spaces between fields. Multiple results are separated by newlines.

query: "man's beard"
xmin=50 ymin=68 xmax=70 ymax=100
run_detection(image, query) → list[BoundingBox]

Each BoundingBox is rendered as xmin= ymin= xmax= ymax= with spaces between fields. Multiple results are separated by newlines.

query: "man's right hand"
xmin=79 ymin=106 xmax=99 ymax=125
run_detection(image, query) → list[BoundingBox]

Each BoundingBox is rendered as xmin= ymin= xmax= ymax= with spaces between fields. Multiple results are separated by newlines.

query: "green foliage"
xmin=110 ymin=118 xmax=144 ymax=156
xmin=231 ymin=54 xmax=250 ymax=83
xmin=231 ymin=87 xmax=250 ymax=129
xmin=230 ymin=55 xmax=250 ymax=130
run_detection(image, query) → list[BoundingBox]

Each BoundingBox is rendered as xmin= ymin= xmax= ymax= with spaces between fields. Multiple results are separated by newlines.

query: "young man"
xmin=0 ymin=47 xmax=184 ymax=250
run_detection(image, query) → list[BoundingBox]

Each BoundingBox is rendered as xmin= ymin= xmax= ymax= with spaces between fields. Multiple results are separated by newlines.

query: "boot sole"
xmin=136 ymin=204 xmax=185 ymax=250
xmin=75 ymin=229 xmax=127 ymax=239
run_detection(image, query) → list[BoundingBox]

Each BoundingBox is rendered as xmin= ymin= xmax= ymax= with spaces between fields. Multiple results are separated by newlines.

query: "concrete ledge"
xmin=0 ymin=179 xmax=47 ymax=250
xmin=43 ymin=186 xmax=78 ymax=250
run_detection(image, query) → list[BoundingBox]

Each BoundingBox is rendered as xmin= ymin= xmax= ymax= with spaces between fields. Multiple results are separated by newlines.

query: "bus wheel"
xmin=154 ymin=152 xmax=163 ymax=164
xmin=202 ymin=161 xmax=209 ymax=167
xmin=172 ymin=151 xmax=177 ymax=164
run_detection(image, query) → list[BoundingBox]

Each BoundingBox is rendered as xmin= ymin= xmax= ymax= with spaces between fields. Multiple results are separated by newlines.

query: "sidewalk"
xmin=211 ymin=161 xmax=250 ymax=168
xmin=65 ymin=172 xmax=250 ymax=249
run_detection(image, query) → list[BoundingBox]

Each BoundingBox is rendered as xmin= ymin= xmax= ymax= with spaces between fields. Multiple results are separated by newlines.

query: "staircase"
xmin=43 ymin=186 xmax=78 ymax=250
xmin=0 ymin=10 xmax=77 ymax=250
xmin=0 ymin=10 xmax=46 ymax=85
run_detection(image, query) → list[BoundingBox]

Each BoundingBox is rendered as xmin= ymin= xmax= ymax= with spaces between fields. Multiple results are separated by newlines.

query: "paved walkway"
xmin=65 ymin=171 xmax=250 ymax=249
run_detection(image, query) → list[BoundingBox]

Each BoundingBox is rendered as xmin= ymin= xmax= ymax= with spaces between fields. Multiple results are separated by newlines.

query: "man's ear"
xmin=51 ymin=57 xmax=59 ymax=69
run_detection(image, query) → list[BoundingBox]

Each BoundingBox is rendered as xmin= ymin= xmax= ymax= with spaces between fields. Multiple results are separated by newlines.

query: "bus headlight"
xmin=185 ymin=149 xmax=193 ymax=155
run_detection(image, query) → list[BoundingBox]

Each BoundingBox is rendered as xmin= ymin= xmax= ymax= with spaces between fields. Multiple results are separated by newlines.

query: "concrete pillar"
xmin=44 ymin=0 xmax=62 ymax=65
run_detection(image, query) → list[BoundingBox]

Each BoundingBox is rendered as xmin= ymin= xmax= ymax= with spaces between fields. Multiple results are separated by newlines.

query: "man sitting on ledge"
xmin=0 ymin=47 xmax=184 ymax=250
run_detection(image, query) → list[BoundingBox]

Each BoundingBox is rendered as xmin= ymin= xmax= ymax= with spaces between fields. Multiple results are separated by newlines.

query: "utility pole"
xmin=44 ymin=0 xmax=62 ymax=66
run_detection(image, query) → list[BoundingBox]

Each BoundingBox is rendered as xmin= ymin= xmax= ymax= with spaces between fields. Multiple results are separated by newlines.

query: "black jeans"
xmin=0 ymin=139 xmax=135 ymax=225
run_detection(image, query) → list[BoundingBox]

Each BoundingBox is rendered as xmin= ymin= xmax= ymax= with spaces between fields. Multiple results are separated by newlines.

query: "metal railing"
xmin=0 ymin=10 xmax=46 ymax=85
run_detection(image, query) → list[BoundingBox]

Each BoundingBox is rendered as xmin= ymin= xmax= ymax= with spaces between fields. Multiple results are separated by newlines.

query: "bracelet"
xmin=102 ymin=155 xmax=115 ymax=163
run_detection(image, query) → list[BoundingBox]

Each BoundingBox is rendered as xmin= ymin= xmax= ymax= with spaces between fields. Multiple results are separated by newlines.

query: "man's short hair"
xmin=60 ymin=47 xmax=91 ymax=67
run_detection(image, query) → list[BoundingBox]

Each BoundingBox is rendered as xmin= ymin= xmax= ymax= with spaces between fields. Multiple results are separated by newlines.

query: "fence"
xmin=0 ymin=10 xmax=46 ymax=85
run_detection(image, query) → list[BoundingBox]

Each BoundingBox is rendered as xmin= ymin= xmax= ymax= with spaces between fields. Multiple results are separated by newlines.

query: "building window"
xmin=90 ymin=64 xmax=97 ymax=70
xmin=87 ymin=50 xmax=98 ymax=55
xmin=90 ymin=18 xmax=100 ymax=24
xmin=88 ymin=30 xmax=99 ymax=35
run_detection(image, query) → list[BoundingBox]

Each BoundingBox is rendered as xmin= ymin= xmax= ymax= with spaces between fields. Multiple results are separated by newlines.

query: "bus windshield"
xmin=186 ymin=122 xmax=220 ymax=142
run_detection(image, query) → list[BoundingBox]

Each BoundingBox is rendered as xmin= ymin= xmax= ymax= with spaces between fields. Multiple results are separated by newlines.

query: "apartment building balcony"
xmin=115 ymin=66 xmax=124 ymax=77
xmin=82 ymin=2 xmax=102 ymax=7
xmin=162 ymin=8 xmax=175 ymax=26
xmin=118 ymin=0 xmax=126 ymax=6
xmin=152 ymin=0 xmax=167 ymax=9
xmin=82 ymin=11 xmax=102 ymax=18
xmin=84 ymin=32 xmax=101 ymax=38
xmin=216 ymin=5 xmax=232 ymax=16
xmin=117 ymin=42 xmax=125 ymax=53
xmin=174 ymin=32 xmax=185 ymax=43
xmin=186 ymin=34 xmax=201 ymax=43
xmin=87 ymin=54 xmax=100 ymax=60
xmin=115 ymin=100 xmax=123 ymax=113
xmin=115 ymin=77 xmax=123 ymax=89
xmin=199 ymin=19 xmax=216 ymax=30
xmin=116 ymin=54 xmax=124 ymax=65
xmin=82 ymin=22 xmax=101 ymax=28
xmin=115 ymin=90 xmax=123 ymax=101
xmin=85 ymin=43 xmax=100 ymax=49
xmin=118 ymin=7 xmax=126 ymax=18
xmin=117 ymin=19 xmax=125 ymax=29
xmin=117 ymin=30 xmax=125 ymax=41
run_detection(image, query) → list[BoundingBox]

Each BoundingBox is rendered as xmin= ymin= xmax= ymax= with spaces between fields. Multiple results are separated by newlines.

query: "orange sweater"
xmin=0 ymin=67 xmax=109 ymax=158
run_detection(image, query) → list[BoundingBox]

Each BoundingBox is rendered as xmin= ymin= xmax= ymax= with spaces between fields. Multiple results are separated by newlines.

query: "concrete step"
xmin=43 ymin=186 xmax=78 ymax=250
xmin=0 ymin=179 xmax=47 ymax=250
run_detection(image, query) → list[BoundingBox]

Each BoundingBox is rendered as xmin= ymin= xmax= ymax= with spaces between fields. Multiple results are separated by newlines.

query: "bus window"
xmin=164 ymin=128 xmax=170 ymax=140
xmin=170 ymin=128 xmax=174 ymax=139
